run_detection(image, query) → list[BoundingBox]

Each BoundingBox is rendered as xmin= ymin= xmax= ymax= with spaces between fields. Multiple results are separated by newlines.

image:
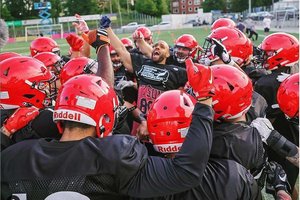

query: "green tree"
xmin=64 ymin=0 xmax=100 ymax=16
xmin=230 ymin=0 xmax=248 ymax=12
xmin=0 ymin=4 xmax=13 ymax=20
xmin=136 ymin=0 xmax=157 ymax=16
xmin=202 ymin=0 xmax=226 ymax=13
xmin=4 ymin=0 xmax=35 ymax=20
xmin=156 ymin=0 xmax=169 ymax=16
xmin=49 ymin=0 xmax=63 ymax=19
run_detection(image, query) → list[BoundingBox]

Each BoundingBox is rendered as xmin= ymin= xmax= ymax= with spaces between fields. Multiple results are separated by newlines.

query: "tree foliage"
xmin=202 ymin=0 xmax=226 ymax=13
xmin=64 ymin=0 xmax=100 ymax=16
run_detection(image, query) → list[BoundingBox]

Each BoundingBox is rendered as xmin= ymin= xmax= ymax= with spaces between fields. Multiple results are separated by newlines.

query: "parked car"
xmin=121 ymin=22 xmax=146 ymax=32
xmin=183 ymin=19 xmax=201 ymax=27
xmin=150 ymin=21 xmax=171 ymax=31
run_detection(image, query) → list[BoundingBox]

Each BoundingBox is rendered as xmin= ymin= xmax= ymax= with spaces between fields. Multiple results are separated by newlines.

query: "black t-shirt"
xmin=254 ymin=68 xmax=290 ymax=119
xmin=242 ymin=63 xmax=269 ymax=85
xmin=131 ymin=53 xmax=187 ymax=115
xmin=246 ymin=91 xmax=268 ymax=122
xmin=210 ymin=121 xmax=265 ymax=171
xmin=131 ymin=159 xmax=261 ymax=200
xmin=1 ymin=103 xmax=214 ymax=199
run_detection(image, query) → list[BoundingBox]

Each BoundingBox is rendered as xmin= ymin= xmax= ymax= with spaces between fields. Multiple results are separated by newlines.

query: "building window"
xmin=189 ymin=7 xmax=192 ymax=12
xmin=182 ymin=11 xmax=186 ymax=14
xmin=173 ymin=9 xmax=179 ymax=13
xmin=181 ymin=0 xmax=185 ymax=3
xmin=194 ymin=0 xmax=200 ymax=5
xmin=188 ymin=1 xmax=192 ymax=5
xmin=182 ymin=5 xmax=185 ymax=9
xmin=194 ymin=7 xmax=198 ymax=12
xmin=173 ymin=2 xmax=179 ymax=7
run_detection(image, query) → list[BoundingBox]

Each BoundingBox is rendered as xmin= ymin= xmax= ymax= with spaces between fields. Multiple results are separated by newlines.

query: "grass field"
xmin=2 ymin=26 xmax=299 ymax=58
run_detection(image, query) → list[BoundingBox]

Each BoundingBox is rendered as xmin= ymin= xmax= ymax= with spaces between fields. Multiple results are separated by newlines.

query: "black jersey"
xmin=246 ymin=91 xmax=268 ymax=122
xmin=131 ymin=159 xmax=261 ymax=200
xmin=254 ymin=68 xmax=291 ymax=119
xmin=131 ymin=53 xmax=187 ymax=116
xmin=210 ymin=121 xmax=265 ymax=171
xmin=242 ymin=64 xmax=269 ymax=85
xmin=267 ymin=113 xmax=299 ymax=188
xmin=1 ymin=103 xmax=214 ymax=199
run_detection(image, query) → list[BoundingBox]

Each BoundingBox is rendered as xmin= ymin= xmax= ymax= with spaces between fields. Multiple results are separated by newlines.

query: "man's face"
xmin=174 ymin=46 xmax=190 ymax=61
xmin=151 ymin=40 xmax=170 ymax=64
xmin=110 ymin=53 xmax=122 ymax=69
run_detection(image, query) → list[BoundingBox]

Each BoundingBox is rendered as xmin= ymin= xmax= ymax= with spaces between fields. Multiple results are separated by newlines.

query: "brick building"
xmin=170 ymin=0 xmax=204 ymax=14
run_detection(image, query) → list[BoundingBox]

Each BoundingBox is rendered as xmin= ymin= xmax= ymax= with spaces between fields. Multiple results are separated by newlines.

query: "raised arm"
xmin=100 ymin=16 xmax=133 ymax=73
xmin=132 ymin=30 xmax=153 ymax=58
xmin=123 ymin=59 xmax=215 ymax=197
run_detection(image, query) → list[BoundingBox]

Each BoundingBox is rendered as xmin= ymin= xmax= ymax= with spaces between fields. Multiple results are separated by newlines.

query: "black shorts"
xmin=264 ymin=28 xmax=270 ymax=32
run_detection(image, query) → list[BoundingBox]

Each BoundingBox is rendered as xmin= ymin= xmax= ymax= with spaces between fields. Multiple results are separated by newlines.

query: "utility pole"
xmin=248 ymin=0 xmax=251 ymax=14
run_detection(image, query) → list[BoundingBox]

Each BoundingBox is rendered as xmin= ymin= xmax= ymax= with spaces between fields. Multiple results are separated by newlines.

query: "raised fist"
xmin=66 ymin=34 xmax=84 ymax=51
xmin=211 ymin=38 xmax=232 ymax=64
xmin=82 ymin=29 xmax=110 ymax=53
xmin=185 ymin=58 xmax=215 ymax=100
xmin=100 ymin=16 xmax=111 ymax=29
xmin=72 ymin=14 xmax=89 ymax=33
xmin=3 ymin=106 xmax=39 ymax=135
xmin=132 ymin=30 xmax=144 ymax=41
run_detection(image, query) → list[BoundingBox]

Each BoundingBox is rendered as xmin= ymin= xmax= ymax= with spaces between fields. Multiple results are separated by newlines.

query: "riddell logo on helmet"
xmin=54 ymin=111 xmax=81 ymax=121
xmin=157 ymin=145 xmax=181 ymax=153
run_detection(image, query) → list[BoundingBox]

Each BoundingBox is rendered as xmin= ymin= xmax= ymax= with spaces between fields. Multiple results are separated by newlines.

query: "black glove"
xmin=82 ymin=29 xmax=110 ymax=53
xmin=211 ymin=38 xmax=232 ymax=65
xmin=265 ymin=161 xmax=291 ymax=196
xmin=100 ymin=16 xmax=111 ymax=29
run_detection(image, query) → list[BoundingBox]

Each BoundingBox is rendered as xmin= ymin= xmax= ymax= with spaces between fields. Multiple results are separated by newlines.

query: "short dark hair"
xmin=60 ymin=120 xmax=93 ymax=130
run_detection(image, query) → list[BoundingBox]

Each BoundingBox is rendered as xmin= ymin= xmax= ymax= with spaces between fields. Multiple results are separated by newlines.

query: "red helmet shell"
xmin=30 ymin=37 xmax=60 ymax=56
xmin=212 ymin=64 xmax=253 ymax=121
xmin=211 ymin=18 xmax=236 ymax=31
xmin=0 ymin=56 xmax=53 ymax=109
xmin=259 ymin=32 xmax=299 ymax=70
xmin=60 ymin=57 xmax=97 ymax=85
xmin=277 ymin=73 xmax=299 ymax=118
xmin=147 ymin=90 xmax=196 ymax=153
xmin=0 ymin=52 xmax=21 ymax=62
xmin=54 ymin=74 xmax=118 ymax=137
xmin=208 ymin=27 xmax=253 ymax=66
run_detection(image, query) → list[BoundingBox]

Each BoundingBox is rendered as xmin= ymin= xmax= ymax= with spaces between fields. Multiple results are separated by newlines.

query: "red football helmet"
xmin=133 ymin=27 xmax=153 ymax=45
xmin=33 ymin=52 xmax=65 ymax=76
xmin=147 ymin=90 xmax=196 ymax=153
xmin=174 ymin=34 xmax=199 ymax=63
xmin=202 ymin=27 xmax=253 ymax=66
xmin=121 ymin=37 xmax=134 ymax=51
xmin=54 ymin=74 xmax=118 ymax=137
xmin=258 ymin=32 xmax=299 ymax=70
xmin=277 ymin=73 xmax=299 ymax=119
xmin=211 ymin=64 xmax=253 ymax=121
xmin=30 ymin=37 xmax=60 ymax=56
xmin=211 ymin=18 xmax=236 ymax=31
xmin=60 ymin=57 xmax=98 ymax=84
xmin=0 ymin=56 xmax=56 ymax=109
xmin=0 ymin=52 xmax=21 ymax=62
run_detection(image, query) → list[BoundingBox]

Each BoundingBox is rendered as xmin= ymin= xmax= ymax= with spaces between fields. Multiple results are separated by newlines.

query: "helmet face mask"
xmin=0 ymin=57 xmax=57 ymax=109
xmin=258 ymin=33 xmax=299 ymax=70
xmin=173 ymin=34 xmax=198 ymax=63
xmin=173 ymin=45 xmax=191 ymax=63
